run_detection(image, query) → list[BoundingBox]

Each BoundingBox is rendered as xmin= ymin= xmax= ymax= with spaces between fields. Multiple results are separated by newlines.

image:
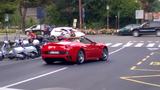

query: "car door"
xmin=140 ymin=22 xmax=155 ymax=34
xmin=80 ymin=37 xmax=99 ymax=60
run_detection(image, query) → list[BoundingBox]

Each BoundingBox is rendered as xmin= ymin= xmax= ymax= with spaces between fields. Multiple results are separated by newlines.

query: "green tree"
xmin=139 ymin=0 xmax=157 ymax=12
xmin=45 ymin=4 xmax=60 ymax=25
xmin=0 ymin=0 xmax=16 ymax=28
xmin=15 ymin=0 xmax=53 ymax=32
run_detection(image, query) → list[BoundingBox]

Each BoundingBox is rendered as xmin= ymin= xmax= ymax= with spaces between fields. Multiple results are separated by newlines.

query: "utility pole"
xmin=79 ymin=0 xmax=82 ymax=29
xmin=106 ymin=5 xmax=110 ymax=29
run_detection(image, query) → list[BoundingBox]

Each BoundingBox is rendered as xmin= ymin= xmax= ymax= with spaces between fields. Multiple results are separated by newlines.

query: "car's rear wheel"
xmin=156 ymin=30 xmax=160 ymax=37
xmin=44 ymin=59 xmax=53 ymax=64
xmin=101 ymin=48 xmax=109 ymax=61
xmin=76 ymin=50 xmax=85 ymax=64
xmin=133 ymin=30 xmax=139 ymax=37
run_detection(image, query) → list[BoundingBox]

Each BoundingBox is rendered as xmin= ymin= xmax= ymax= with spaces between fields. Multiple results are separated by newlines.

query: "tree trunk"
xmin=22 ymin=8 xmax=27 ymax=33
xmin=19 ymin=0 xmax=27 ymax=33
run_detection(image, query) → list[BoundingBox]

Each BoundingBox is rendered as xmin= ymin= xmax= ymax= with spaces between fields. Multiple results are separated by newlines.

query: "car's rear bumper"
xmin=41 ymin=54 xmax=73 ymax=62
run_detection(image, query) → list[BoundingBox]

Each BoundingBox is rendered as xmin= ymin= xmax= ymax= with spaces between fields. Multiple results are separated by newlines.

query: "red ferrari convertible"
xmin=41 ymin=36 xmax=109 ymax=64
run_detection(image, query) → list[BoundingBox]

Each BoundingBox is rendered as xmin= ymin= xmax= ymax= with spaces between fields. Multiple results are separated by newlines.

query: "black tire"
xmin=44 ymin=59 xmax=53 ymax=64
xmin=156 ymin=30 xmax=160 ymax=37
xmin=101 ymin=48 xmax=109 ymax=61
xmin=20 ymin=52 xmax=27 ymax=60
xmin=133 ymin=30 xmax=139 ymax=37
xmin=0 ymin=56 xmax=4 ymax=61
xmin=8 ymin=54 xmax=15 ymax=59
xmin=76 ymin=50 xmax=85 ymax=64
xmin=30 ymin=52 xmax=38 ymax=58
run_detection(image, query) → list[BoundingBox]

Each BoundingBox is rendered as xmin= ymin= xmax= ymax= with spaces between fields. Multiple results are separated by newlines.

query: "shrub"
xmin=0 ymin=29 xmax=16 ymax=33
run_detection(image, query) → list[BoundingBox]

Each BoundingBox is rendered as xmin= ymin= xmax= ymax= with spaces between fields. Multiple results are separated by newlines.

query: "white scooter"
xmin=8 ymin=39 xmax=39 ymax=60
xmin=0 ymin=41 xmax=10 ymax=60
xmin=23 ymin=39 xmax=39 ymax=59
xmin=8 ymin=39 xmax=26 ymax=60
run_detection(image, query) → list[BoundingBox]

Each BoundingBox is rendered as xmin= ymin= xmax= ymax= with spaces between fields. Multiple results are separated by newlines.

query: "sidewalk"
xmin=0 ymin=33 xmax=27 ymax=42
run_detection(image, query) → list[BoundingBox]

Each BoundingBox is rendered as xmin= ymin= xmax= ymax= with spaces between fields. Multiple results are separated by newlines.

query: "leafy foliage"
xmin=0 ymin=0 xmax=160 ymax=29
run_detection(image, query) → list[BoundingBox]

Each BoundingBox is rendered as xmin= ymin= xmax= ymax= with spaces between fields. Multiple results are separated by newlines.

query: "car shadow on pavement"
xmin=43 ymin=60 xmax=110 ymax=66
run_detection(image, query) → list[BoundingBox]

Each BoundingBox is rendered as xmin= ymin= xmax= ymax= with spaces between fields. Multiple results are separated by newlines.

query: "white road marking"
xmin=134 ymin=43 xmax=144 ymax=47
xmin=137 ymin=62 xmax=142 ymax=65
xmin=109 ymin=47 xmax=125 ymax=55
xmin=105 ymin=43 xmax=112 ymax=46
xmin=150 ymin=62 xmax=154 ymax=65
xmin=123 ymin=43 xmax=133 ymax=47
xmin=111 ymin=43 xmax=123 ymax=47
xmin=0 ymin=88 xmax=22 ymax=90
xmin=106 ymin=42 xmax=160 ymax=48
xmin=130 ymin=66 xmax=136 ymax=70
xmin=2 ymin=67 xmax=68 ymax=88
xmin=146 ymin=55 xmax=150 ymax=59
xmin=147 ymin=48 xmax=159 ymax=51
xmin=146 ymin=43 xmax=155 ymax=47
xmin=142 ymin=58 xmax=147 ymax=61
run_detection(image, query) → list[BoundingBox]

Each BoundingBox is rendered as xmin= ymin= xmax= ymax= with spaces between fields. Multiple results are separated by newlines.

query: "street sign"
xmin=37 ymin=7 xmax=45 ymax=19
xmin=73 ymin=19 xmax=77 ymax=28
xmin=135 ymin=10 xmax=144 ymax=19
xmin=5 ymin=14 xmax=9 ymax=22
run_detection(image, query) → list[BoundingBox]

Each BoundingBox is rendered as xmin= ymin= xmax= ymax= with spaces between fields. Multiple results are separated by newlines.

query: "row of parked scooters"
xmin=0 ymin=38 xmax=43 ymax=61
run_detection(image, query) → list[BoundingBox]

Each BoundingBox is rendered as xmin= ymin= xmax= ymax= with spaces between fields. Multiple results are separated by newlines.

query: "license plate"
xmin=49 ymin=51 xmax=59 ymax=54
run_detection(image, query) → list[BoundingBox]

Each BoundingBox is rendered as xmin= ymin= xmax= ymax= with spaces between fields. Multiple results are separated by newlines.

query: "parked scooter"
xmin=8 ymin=39 xmax=26 ymax=60
xmin=32 ymin=39 xmax=41 ymax=57
xmin=23 ymin=39 xmax=39 ymax=58
xmin=0 ymin=38 xmax=42 ymax=61
xmin=0 ymin=40 xmax=10 ymax=60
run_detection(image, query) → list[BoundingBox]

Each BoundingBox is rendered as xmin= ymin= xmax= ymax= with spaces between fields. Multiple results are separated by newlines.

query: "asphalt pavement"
xmin=0 ymin=35 xmax=160 ymax=90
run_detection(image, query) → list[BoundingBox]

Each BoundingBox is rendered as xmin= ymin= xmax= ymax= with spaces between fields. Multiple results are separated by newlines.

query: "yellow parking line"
xmin=122 ymin=74 xmax=160 ymax=78
xmin=120 ymin=76 xmax=160 ymax=88
xmin=133 ymin=68 xmax=160 ymax=72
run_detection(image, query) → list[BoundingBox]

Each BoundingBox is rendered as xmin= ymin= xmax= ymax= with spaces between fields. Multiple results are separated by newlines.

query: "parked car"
xmin=25 ymin=24 xmax=51 ymax=35
xmin=132 ymin=21 xmax=160 ymax=37
xmin=41 ymin=36 xmax=109 ymax=64
xmin=117 ymin=24 xmax=140 ymax=35
xmin=50 ymin=27 xmax=85 ymax=38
